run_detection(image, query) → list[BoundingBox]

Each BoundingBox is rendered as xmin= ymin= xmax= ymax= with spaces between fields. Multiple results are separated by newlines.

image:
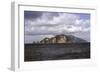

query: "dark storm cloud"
xmin=24 ymin=11 xmax=59 ymax=20
xmin=24 ymin=11 xmax=43 ymax=19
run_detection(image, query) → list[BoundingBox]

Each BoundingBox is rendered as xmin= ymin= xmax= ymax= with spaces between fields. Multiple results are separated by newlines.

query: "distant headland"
xmin=32 ymin=34 xmax=87 ymax=44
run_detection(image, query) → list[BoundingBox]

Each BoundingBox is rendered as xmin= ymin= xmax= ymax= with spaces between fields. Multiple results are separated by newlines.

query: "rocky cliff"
xmin=39 ymin=34 xmax=87 ymax=44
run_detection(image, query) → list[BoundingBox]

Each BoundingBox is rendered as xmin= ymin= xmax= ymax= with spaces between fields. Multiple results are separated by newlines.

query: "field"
xmin=24 ymin=43 xmax=90 ymax=61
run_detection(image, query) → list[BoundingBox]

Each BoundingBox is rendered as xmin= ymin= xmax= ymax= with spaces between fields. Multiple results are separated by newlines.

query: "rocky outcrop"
xmin=40 ymin=34 xmax=83 ymax=44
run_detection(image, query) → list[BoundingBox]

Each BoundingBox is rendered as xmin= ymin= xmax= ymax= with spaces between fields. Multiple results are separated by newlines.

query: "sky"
xmin=24 ymin=11 xmax=90 ymax=43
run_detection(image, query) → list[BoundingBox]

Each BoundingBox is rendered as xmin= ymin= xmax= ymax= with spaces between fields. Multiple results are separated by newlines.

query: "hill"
xmin=37 ymin=34 xmax=87 ymax=44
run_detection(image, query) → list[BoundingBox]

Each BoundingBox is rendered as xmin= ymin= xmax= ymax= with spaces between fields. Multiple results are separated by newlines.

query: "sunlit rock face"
xmin=49 ymin=37 xmax=56 ymax=44
xmin=40 ymin=38 xmax=50 ymax=44
xmin=55 ymin=35 xmax=67 ymax=43
xmin=40 ymin=34 xmax=74 ymax=44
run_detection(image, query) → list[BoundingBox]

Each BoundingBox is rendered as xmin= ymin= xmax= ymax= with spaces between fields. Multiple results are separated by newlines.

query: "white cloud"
xmin=24 ymin=12 xmax=90 ymax=43
xmin=25 ymin=12 xmax=90 ymax=35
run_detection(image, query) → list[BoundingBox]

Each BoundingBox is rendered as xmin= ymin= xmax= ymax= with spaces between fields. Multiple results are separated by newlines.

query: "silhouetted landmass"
xmin=33 ymin=34 xmax=87 ymax=44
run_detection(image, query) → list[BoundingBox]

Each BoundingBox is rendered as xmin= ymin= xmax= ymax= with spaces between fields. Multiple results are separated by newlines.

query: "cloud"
xmin=24 ymin=12 xmax=90 ymax=35
xmin=24 ymin=11 xmax=43 ymax=19
xmin=24 ymin=11 xmax=90 ymax=43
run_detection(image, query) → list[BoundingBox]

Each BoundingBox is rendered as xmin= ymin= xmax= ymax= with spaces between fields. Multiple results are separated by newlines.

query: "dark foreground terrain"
xmin=24 ymin=43 xmax=90 ymax=61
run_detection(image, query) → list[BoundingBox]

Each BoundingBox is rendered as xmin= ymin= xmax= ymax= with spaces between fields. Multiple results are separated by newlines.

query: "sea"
xmin=24 ymin=43 xmax=90 ymax=61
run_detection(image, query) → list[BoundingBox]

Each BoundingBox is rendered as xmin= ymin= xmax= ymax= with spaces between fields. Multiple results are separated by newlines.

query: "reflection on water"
xmin=24 ymin=43 xmax=90 ymax=61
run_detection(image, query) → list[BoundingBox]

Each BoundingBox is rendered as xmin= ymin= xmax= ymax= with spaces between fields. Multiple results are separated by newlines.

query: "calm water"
xmin=24 ymin=43 xmax=90 ymax=61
